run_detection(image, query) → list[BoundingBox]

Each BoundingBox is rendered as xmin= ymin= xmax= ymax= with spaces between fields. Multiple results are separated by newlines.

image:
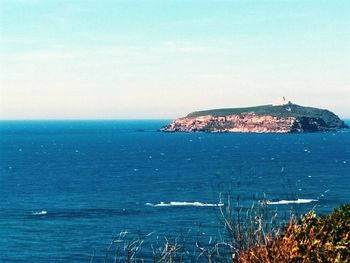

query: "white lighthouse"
xmin=272 ymin=96 xmax=292 ymax=106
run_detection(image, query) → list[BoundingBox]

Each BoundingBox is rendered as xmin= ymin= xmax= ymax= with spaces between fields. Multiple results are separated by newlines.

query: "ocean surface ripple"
xmin=0 ymin=120 xmax=349 ymax=262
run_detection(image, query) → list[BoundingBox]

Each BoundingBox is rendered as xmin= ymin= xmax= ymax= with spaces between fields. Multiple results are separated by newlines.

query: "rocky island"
xmin=161 ymin=100 xmax=348 ymax=133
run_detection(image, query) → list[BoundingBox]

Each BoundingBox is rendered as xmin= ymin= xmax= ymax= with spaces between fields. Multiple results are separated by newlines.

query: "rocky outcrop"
xmin=161 ymin=104 xmax=348 ymax=133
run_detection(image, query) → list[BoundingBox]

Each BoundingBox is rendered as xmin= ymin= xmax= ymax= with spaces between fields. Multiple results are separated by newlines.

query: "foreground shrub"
xmin=95 ymin=203 xmax=349 ymax=262
xmin=237 ymin=204 xmax=350 ymax=263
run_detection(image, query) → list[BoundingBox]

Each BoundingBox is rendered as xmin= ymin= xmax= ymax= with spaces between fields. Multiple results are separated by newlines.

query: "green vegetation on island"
xmin=162 ymin=101 xmax=348 ymax=133
xmin=187 ymin=104 xmax=347 ymax=129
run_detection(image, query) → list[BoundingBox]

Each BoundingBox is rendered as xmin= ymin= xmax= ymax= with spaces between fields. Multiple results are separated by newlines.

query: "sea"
xmin=0 ymin=120 xmax=349 ymax=262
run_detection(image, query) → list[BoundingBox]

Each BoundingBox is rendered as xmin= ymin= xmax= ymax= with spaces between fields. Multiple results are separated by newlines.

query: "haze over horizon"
xmin=1 ymin=0 xmax=349 ymax=119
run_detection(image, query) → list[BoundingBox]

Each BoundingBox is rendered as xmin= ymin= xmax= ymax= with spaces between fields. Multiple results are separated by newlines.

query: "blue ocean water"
xmin=0 ymin=120 xmax=349 ymax=262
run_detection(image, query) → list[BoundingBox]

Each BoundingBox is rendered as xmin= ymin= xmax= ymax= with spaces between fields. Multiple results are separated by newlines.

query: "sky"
xmin=0 ymin=0 xmax=349 ymax=119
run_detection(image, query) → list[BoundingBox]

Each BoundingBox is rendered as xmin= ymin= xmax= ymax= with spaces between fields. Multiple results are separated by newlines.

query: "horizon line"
xmin=1 ymin=117 xmax=350 ymax=121
xmin=0 ymin=118 xmax=173 ymax=121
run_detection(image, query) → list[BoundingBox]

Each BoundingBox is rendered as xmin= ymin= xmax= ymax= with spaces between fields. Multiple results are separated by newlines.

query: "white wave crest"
xmin=266 ymin=199 xmax=317 ymax=205
xmin=32 ymin=210 xmax=48 ymax=215
xmin=146 ymin=202 xmax=224 ymax=207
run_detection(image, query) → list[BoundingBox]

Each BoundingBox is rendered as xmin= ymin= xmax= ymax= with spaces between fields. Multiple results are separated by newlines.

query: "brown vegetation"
xmin=94 ymin=203 xmax=350 ymax=262
xmin=237 ymin=204 xmax=350 ymax=263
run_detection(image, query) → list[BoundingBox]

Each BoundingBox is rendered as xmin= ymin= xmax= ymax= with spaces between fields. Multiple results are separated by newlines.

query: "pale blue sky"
xmin=0 ymin=0 xmax=349 ymax=119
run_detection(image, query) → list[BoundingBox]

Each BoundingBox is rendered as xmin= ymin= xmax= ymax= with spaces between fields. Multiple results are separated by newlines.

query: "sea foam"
xmin=146 ymin=201 xmax=224 ymax=207
xmin=32 ymin=210 xmax=48 ymax=215
xmin=266 ymin=199 xmax=317 ymax=205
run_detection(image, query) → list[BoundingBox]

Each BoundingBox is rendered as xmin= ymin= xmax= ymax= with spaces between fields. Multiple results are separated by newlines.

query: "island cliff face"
xmin=161 ymin=104 xmax=348 ymax=133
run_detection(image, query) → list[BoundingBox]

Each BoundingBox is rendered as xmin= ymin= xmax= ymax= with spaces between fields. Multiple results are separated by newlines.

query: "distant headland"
xmin=161 ymin=99 xmax=348 ymax=133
